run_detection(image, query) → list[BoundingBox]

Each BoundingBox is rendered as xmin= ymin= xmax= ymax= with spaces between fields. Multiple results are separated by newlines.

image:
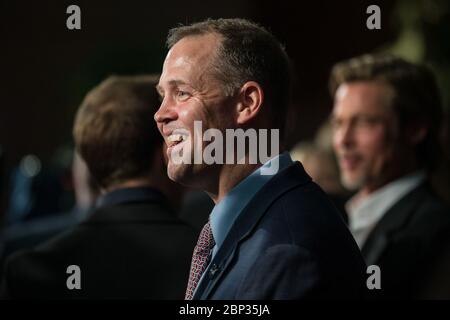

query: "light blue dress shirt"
xmin=193 ymin=151 xmax=293 ymax=297
xmin=209 ymin=151 xmax=293 ymax=257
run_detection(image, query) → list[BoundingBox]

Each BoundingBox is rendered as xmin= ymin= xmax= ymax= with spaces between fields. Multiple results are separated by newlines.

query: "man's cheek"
xmin=162 ymin=143 xmax=169 ymax=164
xmin=371 ymin=144 xmax=393 ymax=177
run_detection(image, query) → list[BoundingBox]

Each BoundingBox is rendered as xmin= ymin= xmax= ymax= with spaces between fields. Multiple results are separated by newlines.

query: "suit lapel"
xmin=195 ymin=161 xmax=311 ymax=299
xmin=361 ymin=183 xmax=428 ymax=265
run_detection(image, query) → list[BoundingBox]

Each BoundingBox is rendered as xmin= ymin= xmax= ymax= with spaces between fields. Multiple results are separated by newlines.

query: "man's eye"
xmin=176 ymin=91 xmax=190 ymax=100
xmin=357 ymin=117 xmax=377 ymax=126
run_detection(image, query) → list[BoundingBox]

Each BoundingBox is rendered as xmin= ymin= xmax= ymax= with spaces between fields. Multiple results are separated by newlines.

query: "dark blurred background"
xmin=1 ymin=0 xmax=449 ymax=228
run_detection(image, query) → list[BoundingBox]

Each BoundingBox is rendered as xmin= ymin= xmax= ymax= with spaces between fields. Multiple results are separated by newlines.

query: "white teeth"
xmin=168 ymin=134 xmax=185 ymax=143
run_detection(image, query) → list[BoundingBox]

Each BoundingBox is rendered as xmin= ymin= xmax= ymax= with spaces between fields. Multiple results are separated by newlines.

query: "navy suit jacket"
xmin=361 ymin=182 xmax=450 ymax=299
xmin=194 ymin=161 xmax=367 ymax=299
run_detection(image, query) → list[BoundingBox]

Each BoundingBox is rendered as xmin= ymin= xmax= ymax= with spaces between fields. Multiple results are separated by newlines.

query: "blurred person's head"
xmin=73 ymin=75 xmax=182 ymax=203
xmin=329 ymin=54 xmax=443 ymax=194
xmin=154 ymin=18 xmax=291 ymax=199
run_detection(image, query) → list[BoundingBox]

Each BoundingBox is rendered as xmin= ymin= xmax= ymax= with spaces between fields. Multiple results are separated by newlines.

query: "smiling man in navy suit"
xmin=154 ymin=18 xmax=367 ymax=300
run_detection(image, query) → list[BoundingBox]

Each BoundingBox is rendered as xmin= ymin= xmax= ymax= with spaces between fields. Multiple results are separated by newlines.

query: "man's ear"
xmin=236 ymin=81 xmax=264 ymax=125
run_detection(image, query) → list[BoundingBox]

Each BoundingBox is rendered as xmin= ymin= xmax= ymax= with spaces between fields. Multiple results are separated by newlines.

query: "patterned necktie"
xmin=185 ymin=221 xmax=215 ymax=300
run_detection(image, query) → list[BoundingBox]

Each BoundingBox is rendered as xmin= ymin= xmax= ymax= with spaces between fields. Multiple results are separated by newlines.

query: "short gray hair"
xmin=167 ymin=18 xmax=292 ymax=136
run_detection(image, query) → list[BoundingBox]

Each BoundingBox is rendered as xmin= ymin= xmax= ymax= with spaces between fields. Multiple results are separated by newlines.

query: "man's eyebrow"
xmin=157 ymin=79 xmax=189 ymax=91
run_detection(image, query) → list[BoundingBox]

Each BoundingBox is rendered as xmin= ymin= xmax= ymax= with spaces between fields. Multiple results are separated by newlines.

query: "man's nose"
xmin=154 ymin=99 xmax=177 ymax=123
xmin=335 ymin=123 xmax=355 ymax=149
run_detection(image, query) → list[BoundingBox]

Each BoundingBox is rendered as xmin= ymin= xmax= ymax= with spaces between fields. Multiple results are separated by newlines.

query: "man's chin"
xmin=167 ymin=163 xmax=196 ymax=187
xmin=341 ymin=173 xmax=365 ymax=191
xmin=167 ymin=163 xmax=184 ymax=182
xmin=167 ymin=161 xmax=217 ymax=191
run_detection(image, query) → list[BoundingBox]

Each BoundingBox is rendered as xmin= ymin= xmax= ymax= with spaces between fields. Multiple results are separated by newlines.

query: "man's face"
xmin=154 ymin=34 xmax=236 ymax=188
xmin=331 ymin=81 xmax=401 ymax=192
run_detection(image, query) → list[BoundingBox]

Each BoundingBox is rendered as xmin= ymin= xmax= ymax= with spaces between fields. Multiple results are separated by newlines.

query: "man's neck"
xmin=103 ymin=178 xmax=153 ymax=194
xmin=355 ymin=167 xmax=423 ymax=202
xmin=207 ymin=162 xmax=262 ymax=204
xmin=104 ymin=178 xmax=184 ymax=210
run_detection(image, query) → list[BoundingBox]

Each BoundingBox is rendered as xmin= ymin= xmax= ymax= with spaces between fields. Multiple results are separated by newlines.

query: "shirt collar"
xmin=96 ymin=186 xmax=166 ymax=208
xmin=209 ymin=152 xmax=293 ymax=251
xmin=347 ymin=170 xmax=426 ymax=232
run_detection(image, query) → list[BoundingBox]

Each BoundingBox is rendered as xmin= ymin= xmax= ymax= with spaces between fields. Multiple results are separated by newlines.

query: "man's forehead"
xmin=166 ymin=33 xmax=220 ymax=64
xmin=163 ymin=53 xmax=194 ymax=71
xmin=158 ymin=52 xmax=194 ymax=88
xmin=159 ymin=34 xmax=221 ymax=89
xmin=334 ymin=82 xmax=394 ymax=113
